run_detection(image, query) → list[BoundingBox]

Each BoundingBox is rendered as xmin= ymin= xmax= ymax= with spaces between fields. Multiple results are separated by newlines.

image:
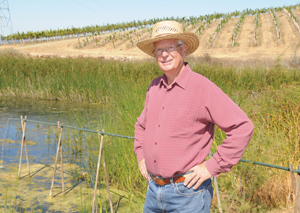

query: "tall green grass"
xmin=1 ymin=50 xmax=300 ymax=212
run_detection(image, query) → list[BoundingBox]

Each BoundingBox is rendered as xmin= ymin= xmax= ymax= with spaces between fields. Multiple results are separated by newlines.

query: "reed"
xmin=1 ymin=51 xmax=300 ymax=212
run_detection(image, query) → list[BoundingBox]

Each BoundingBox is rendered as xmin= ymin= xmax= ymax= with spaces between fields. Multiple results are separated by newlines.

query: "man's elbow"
xmin=248 ymin=119 xmax=254 ymax=137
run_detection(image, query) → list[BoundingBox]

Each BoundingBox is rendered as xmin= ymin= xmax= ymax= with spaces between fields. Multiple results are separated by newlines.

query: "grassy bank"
xmin=1 ymin=51 xmax=300 ymax=212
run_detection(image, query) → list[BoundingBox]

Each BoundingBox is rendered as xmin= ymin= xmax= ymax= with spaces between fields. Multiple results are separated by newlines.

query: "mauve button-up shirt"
xmin=134 ymin=63 xmax=254 ymax=178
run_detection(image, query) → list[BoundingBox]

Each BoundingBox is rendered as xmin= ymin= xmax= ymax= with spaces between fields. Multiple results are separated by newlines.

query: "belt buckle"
xmin=157 ymin=178 xmax=165 ymax=185
xmin=159 ymin=178 xmax=166 ymax=186
xmin=152 ymin=175 xmax=165 ymax=185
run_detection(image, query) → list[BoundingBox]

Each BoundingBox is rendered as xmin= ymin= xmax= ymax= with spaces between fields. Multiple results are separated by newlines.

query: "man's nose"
xmin=161 ymin=48 xmax=169 ymax=57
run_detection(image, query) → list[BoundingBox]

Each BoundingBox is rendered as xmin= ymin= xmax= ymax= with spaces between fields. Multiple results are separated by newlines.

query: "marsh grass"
xmin=1 ymin=52 xmax=300 ymax=212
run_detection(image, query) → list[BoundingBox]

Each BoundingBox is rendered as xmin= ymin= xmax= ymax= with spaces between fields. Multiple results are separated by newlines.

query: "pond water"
xmin=0 ymin=97 xmax=139 ymax=212
xmin=0 ymin=97 xmax=107 ymax=169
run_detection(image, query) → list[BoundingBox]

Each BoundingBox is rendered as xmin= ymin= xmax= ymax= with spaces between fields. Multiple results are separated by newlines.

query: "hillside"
xmin=1 ymin=9 xmax=300 ymax=62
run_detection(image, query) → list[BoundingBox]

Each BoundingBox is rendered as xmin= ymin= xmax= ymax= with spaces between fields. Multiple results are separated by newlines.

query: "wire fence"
xmin=2 ymin=116 xmax=300 ymax=212
xmin=6 ymin=117 xmax=299 ymax=174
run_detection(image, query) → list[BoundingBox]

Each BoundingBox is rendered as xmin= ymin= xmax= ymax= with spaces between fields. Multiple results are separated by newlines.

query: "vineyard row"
xmin=1 ymin=4 xmax=299 ymax=48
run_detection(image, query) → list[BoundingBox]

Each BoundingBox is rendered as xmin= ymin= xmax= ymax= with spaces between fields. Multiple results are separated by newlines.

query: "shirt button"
xmin=162 ymin=107 xmax=164 ymax=110
xmin=158 ymin=124 xmax=160 ymax=127
xmin=155 ymin=142 xmax=157 ymax=145
xmin=154 ymin=160 xmax=156 ymax=163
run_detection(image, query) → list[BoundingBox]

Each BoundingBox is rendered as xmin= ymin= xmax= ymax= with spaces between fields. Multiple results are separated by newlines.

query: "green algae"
xmin=0 ymin=162 xmax=141 ymax=212
xmin=0 ymin=139 xmax=15 ymax=144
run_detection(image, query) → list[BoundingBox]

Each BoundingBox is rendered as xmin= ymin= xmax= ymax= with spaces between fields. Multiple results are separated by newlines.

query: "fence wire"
xmin=6 ymin=117 xmax=300 ymax=174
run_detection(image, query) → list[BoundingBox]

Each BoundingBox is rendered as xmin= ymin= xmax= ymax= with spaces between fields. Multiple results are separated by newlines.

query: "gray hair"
xmin=177 ymin=39 xmax=184 ymax=45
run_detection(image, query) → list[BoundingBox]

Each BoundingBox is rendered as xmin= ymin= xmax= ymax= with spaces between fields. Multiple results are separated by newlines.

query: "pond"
xmin=0 ymin=97 xmax=140 ymax=212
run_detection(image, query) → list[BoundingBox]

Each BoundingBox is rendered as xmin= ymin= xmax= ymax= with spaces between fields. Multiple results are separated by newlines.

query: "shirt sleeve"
xmin=133 ymin=81 xmax=152 ymax=163
xmin=204 ymin=83 xmax=254 ymax=177
xmin=134 ymin=118 xmax=146 ymax=163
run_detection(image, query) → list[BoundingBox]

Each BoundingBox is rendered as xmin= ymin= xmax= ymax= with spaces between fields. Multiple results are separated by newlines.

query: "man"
xmin=134 ymin=20 xmax=254 ymax=212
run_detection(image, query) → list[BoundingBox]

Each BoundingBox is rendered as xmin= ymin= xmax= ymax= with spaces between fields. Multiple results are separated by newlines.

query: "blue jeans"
xmin=143 ymin=175 xmax=213 ymax=213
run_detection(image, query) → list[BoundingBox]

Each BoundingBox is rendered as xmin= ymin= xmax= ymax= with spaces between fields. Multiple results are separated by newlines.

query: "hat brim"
xmin=137 ymin=32 xmax=199 ymax=57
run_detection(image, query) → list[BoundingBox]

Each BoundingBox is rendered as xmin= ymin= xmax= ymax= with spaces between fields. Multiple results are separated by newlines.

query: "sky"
xmin=1 ymin=0 xmax=299 ymax=36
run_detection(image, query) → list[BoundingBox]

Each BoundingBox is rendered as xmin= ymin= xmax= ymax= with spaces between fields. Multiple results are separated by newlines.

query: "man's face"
xmin=153 ymin=39 xmax=187 ymax=75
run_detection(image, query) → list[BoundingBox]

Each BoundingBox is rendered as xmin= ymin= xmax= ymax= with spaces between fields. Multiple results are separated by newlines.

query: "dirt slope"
xmin=278 ymin=11 xmax=300 ymax=46
xmin=237 ymin=15 xmax=256 ymax=48
xmin=292 ymin=9 xmax=300 ymax=19
xmin=259 ymin=12 xmax=277 ymax=48
xmin=212 ymin=17 xmax=238 ymax=48
xmin=198 ymin=19 xmax=221 ymax=48
xmin=1 ymin=11 xmax=300 ymax=62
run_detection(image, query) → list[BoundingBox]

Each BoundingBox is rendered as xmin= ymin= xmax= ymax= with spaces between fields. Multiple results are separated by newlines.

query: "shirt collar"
xmin=160 ymin=62 xmax=191 ymax=90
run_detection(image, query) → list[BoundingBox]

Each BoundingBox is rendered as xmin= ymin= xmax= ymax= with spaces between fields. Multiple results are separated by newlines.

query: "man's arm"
xmin=185 ymin=82 xmax=254 ymax=189
xmin=134 ymin=120 xmax=149 ymax=180
xmin=134 ymin=121 xmax=145 ymax=163
xmin=134 ymin=81 xmax=153 ymax=180
xmin=204 ymin=83 xmax=254 ymax=177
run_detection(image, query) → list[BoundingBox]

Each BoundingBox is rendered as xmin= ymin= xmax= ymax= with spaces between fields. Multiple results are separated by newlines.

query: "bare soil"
xmin=1 ymin=11 xmax=300 ymax=63
xmin=237 ymin=15 xmax=256 ymax=48
xmin=212 ymin=17 xmax=238 ymax=48
xmin=278 ymin=11 xmax=300 ymax=47
xmin=198 ymin=19 xmax=221 ymax=48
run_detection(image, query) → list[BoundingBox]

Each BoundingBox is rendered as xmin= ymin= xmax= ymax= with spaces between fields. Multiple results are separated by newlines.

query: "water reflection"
xmin=0 ymin=97 xmax=128 ymax=212
xmin=0 ymin=96 xmax=106 ymax=126
xmin=0 ymin=97 xmax=107 ymax=168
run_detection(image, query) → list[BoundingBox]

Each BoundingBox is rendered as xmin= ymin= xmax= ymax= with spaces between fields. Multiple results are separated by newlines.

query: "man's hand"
xmin=138 ymin=159 xmax=149 ymax=181
xmin=184 ymin=162 xmax=212 ymax=189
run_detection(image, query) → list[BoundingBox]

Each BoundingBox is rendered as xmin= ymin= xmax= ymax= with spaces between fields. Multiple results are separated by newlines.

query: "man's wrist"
xmin=205 ymin=158 xmax=221 ymax=177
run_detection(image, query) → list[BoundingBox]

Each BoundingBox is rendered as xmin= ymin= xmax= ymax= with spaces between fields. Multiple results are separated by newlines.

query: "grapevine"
xmin=232 ymin=10 xmax=246 ymax=46
xmin=209 ymin=13 xmax=234 ymax=46
xmin=270 ymin=7 xmax=280 ymax=44
xmin=283 ymin=6 xmax=300 ymax=35
xmin=0 ymin=4 xmax=299 ymax=47
xmin=254 ymin=9 xmax=260 ymax=46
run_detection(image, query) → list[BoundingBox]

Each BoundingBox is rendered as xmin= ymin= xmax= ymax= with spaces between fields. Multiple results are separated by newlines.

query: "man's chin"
xmin=159 ymin=64 xmax=174 ymax=72
xmin=160 ymin=68 xmax=173 ymax=73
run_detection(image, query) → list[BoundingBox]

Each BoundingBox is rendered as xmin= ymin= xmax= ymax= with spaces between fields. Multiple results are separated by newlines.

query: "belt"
xmin=150 ymin=174 xmax=186 ymax=186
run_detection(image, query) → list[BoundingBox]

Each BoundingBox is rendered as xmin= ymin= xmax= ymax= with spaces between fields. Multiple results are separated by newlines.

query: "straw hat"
xmin=137 ymin=20 xmax=199 ymax=57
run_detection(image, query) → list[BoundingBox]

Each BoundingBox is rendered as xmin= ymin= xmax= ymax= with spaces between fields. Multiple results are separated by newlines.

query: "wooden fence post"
xmin=92 ymin=130 xmax=105 ymax=213
xmin=289 ymin=164 xmax=298 ymax=213
xmin=18 ymin=116 xmax=30 ymax=178
xmin=49 ymin=121 xmax=64 ymax=197
xmin=296 ymin=166 xmax=300 ymax=212
xmin=59 ymin=124 xmax=65 ymax=194
xmin=102 ymin=130 xmax=113 ymax=213
xmin=209 ymin=151 xmax=223 ymax=213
